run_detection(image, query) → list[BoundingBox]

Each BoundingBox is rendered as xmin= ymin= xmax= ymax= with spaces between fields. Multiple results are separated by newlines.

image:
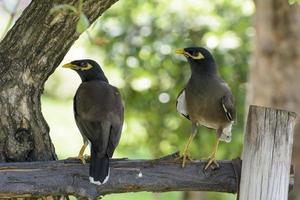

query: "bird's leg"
xmin=67 ymin=141 xmax=88 ymax=164
xmin=78 ymin=141 xmax=89 ymax=164
xmin=182 ymin=123 xmax=197 ymax=168
xmin=204 ymin=138 xmax=220 ymax=170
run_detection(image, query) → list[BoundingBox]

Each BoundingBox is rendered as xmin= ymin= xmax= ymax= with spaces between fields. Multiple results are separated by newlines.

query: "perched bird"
xmin=175 ymin=47 xmax=235 ymax=169
xmin=63 ymin=59 xmax=124 ymax=185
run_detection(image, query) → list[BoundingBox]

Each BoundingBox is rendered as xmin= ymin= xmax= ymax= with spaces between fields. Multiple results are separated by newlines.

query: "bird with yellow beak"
xmin=63 ymin=59 xmax=124 ymax=185
xmin=175 ymin=47 xmax=235 ymax=170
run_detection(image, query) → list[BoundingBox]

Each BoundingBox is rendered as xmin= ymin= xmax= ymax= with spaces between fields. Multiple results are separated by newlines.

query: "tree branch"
xmin=0 ymin=152 xmax=240 ymax=199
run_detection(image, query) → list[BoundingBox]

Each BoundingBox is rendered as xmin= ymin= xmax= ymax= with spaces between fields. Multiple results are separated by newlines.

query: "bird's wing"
xmin=75 ymin=119 xmax=111 ymax=151
xmin=107 ymin=88 xmax=124 ymax=157
xmin=176 ymin=89 xmax=190 ymax=120
xmin=221 ymin=93 xmax=235 ymax=122
xmin=107 ymin=124 xmax=123 ymax=157
xmin=74 ymin=94 xmax=89 ymax=142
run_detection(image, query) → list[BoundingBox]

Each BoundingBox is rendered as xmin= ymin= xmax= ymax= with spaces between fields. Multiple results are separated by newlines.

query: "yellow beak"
xmin=175 ymin=48 xmax=204 ymax=60
xmin=175 ymin=48 xmax=186 ymax=55
xmin=62 ymin=63 xmax=77 ymax=69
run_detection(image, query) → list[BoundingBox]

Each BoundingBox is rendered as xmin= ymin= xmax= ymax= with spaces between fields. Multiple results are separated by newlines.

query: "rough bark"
xmin=239 ymin=106 xmax=296 ymax=200
xmin=0 ymin=153 xmax=240 ymax=199
xmin=0 ymin=0 xmax=119 ymax=161
xmin=246 ymin=1 xmax=300 ymax=199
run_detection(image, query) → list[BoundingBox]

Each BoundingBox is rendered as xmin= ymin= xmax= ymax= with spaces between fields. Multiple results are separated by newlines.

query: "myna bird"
xmin=175 ymin=47 xmax=235 ymax=169
xmin=63 ymin=59 xmax=124 ymax=185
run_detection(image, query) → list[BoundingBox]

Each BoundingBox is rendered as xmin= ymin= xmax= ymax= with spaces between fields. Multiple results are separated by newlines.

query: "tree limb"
xmin=0 ymin=152 xmax=239 ymax=199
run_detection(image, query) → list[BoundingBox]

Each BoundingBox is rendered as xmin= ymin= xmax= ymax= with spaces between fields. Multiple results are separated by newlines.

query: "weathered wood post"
xmin=239 ymin=105 xmax=296 ymax=200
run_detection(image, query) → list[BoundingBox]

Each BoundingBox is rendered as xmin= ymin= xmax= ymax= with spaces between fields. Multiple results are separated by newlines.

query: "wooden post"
xmin=239 ymin=105 xmax=297 ymax=200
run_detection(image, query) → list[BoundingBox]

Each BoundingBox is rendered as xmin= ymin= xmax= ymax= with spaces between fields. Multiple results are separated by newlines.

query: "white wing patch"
xmin=176 ymin=90 xmax=189 ymax=118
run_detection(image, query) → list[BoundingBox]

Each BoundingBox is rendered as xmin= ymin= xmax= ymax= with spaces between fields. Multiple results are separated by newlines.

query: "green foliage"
xmin=76 ymin=13 xmax=90 ymax=33
xmin=82 ymin=0 xmax=252 ymax=159
xmin=288 ymin=0 xmax=300 ymax=5
xmin=50 ymin=0 xmax=90 ymax=33
xmin=44 ymin=0 xmax=253 ymax=199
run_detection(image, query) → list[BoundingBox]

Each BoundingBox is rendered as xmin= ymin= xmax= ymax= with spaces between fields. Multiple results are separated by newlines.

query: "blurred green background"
xmin=1 ymin=0 xmax=254 ymax=199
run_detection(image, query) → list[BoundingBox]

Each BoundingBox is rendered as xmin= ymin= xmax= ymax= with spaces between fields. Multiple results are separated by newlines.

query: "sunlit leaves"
xmin=288 ymin=0 xmax=300 ymax=5
xmin=50 ymin=0 xmax=90 ymax=33
xmin=88 ymin=0 xmax=250 ymax=161
xmin=76 ymin=13 xmax=90 ymax=33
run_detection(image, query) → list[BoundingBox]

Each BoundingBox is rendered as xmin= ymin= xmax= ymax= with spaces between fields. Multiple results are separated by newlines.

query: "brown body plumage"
xmin=63 ymin=59 xmax=124 ymax=185
xmin=175 ymin=47 xmax=235 ymax=169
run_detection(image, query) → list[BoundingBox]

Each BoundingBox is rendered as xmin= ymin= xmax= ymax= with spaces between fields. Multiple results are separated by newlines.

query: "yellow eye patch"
xmin=80 ymin=63 xmax=93 ymax=71
xmin=185 ymin=52 xmax=205 ymax=60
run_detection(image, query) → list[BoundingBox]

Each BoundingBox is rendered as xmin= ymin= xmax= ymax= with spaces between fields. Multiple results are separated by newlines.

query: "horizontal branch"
xmin=0 ymin=152 xmax=240 ymax=199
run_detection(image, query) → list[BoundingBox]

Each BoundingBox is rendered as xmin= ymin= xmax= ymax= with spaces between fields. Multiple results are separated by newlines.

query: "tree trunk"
xmin=0 ymin=0 xmax=119 ymax=161
xmin=247 ymin=0 xmax=300 ymax=198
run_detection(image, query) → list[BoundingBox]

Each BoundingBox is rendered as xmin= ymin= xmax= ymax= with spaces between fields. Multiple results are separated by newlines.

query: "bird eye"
xmin=80 ymin=62 xmax=86 ymax=67
xmin=192 ymin=52 xmax=199 ymax=56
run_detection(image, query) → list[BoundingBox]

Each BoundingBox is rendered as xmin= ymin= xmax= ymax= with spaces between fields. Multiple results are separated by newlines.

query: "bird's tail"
xmin=219 ymin=122 xmax=233 ymax=143
xmin=89 ymin=146 xmax=110 ymax=185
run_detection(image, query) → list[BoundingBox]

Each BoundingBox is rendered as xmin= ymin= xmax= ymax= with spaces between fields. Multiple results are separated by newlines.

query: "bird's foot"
xmin=78 ymin=154 xmax=86 ymax=164
xmin=204 ymin=157 xmax=219 ymax=170
xmin=204 ymin=138 xmax=220 ymax=170
xmin=180 ymin=151 xmax=193 ymax=168
xmin=67 ymin=154 xmax=89 ymax=164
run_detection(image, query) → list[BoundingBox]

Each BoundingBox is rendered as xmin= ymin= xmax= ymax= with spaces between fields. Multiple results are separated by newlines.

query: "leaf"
xmin=288 ymin=0 xmax=300 ymax=4
xmin=50 ymin=4 xmax=78 ymax=15
xmin=76 ymin=13 xmax=90 ymax=33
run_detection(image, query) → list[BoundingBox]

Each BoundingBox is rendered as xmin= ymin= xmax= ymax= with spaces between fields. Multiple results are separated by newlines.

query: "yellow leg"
xmin=182 ymin=133 xmax=196 ymax=168
xmin=204 ymin=138 xmax=220 ymax=170
xmin=182 ymin=123 xmax=197 ymax=168
xmin=78 ymin=141 xmax=88 ymax=164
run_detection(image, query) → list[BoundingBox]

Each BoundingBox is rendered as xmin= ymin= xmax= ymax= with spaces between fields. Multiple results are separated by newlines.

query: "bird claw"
xmin=67 ymin=155 xmax=89 ymax=164
xmin=80 ymin=154 xmax=91 ymax=164
xmin=204 ymin=158 xmax=219 ymax=170
xmin=78 ymin=155 xmax=86 ymax=164
xmin=180 ymin=152 xmax=193 ymax=168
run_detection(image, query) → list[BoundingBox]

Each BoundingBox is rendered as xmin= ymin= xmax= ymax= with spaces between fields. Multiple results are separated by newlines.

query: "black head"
xmin=62 ymin=59 xmax=108 ymax=82
xmin=175 ymin=47 xmax=217 ymax=74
